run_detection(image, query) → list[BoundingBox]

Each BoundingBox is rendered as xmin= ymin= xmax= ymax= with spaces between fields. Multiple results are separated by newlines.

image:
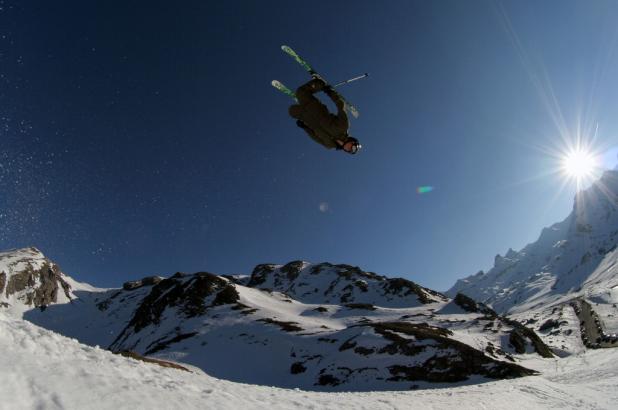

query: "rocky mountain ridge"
xmin=1 ymin=249 xmax=556 ymax=391
xmin=448 ymin=170 xmax=618 ymax=314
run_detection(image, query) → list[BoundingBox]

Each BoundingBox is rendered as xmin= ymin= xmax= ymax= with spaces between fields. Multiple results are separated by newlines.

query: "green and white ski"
xmin=280 ymin=45 xmax=360 ymax=118
xmin=271 ymin=80 xmax=297 ymax=102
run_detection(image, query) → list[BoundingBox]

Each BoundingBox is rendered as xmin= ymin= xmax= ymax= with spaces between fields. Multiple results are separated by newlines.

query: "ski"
xmin=271 ymin=80 xmax=298 ymax=102
xmin=281 ymin=45 xmax=360 ymax=118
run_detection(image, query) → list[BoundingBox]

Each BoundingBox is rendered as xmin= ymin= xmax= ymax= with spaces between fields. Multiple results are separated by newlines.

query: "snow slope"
xmin=448 ymin=170 xmax=618 ymax=314
xmin=2 ymin=311 xmax=617 ymax=410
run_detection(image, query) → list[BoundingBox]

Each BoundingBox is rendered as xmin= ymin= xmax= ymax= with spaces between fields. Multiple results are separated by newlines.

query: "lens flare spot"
xmin=417 ymin=186 xmax=434 ymax=194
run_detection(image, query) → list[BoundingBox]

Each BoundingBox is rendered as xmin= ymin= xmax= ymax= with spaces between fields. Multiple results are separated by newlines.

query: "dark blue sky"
xmin=2 ymin=0 xmax=618 ymax=291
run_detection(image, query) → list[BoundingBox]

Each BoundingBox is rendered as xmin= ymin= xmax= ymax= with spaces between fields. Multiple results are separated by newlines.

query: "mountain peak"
xmin=247 ymin=260 xmax=447 ymax=307
xmin=0 ymin=247 xmax=74 ymax=313
xmin=448 ymin=171 xmax=618 ymax=313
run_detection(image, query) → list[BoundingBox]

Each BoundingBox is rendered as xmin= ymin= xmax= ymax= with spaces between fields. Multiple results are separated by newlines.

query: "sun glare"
xmin=561 ymin=148 xmax=598 ymax=180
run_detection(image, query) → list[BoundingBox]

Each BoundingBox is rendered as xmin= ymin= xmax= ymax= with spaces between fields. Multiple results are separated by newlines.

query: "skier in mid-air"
xmin=288 ymin=76 xmax=362 ymax=155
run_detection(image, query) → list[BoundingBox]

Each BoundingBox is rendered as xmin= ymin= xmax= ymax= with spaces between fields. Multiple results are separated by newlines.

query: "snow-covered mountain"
xmin=448 ymin=170 xmax=618 ymax=314
xmin=245 ymin=261 xmax=447 ymax=307
xmin=0 ymin=247 xmax=97 ymax=316
xmin=1 ymin=249 xmax=560 ymax=392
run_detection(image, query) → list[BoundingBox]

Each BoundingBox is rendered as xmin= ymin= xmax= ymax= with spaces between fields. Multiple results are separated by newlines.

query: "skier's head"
xmin=342 ymin=136 xmax=361 ymax=155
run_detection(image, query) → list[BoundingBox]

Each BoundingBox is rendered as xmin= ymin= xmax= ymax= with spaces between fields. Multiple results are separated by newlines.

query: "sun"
xmin=561 ymin=148 xmax=598 ymax=180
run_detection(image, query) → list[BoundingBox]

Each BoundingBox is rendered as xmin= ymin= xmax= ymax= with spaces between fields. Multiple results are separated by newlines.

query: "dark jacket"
xmin=288 ymin=80 xmax=349 ymax=149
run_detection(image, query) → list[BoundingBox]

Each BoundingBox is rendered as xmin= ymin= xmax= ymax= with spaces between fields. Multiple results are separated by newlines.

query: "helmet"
xmin=343 ymin=136 xmax=362 ymax=155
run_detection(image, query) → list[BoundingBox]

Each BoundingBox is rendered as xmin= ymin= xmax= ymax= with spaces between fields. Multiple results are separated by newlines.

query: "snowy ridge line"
xmin=448 ymin=170 xmax=618 ymax=315
xmin=5 ymin=252 xmax=559 ymax=391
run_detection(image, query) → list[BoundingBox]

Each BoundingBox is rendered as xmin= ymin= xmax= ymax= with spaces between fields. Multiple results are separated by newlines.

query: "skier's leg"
xmin=295 ymin=78 xmax=326 ymax=104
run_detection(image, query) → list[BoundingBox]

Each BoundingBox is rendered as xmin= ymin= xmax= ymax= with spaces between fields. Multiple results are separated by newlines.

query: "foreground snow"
xmin=1 ymin=313 xmax=616 ymax=410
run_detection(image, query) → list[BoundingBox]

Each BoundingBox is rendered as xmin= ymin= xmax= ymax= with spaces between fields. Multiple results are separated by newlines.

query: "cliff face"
xmin=0 ymin=247 xmax=72 ymax=311
xmin=448 ymin=171 xmax=618 ymax=314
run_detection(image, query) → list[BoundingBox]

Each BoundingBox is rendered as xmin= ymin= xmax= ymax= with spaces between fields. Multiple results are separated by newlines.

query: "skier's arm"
xmin=324 ymin=87 xmax=346 ymax=114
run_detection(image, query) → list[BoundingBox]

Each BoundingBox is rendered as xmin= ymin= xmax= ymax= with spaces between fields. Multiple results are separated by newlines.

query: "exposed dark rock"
xmin=539 ymin=319 xmax=561 ymax=332
xmin=354 ymin=346 xmax=375 ymax=356
xmin=0 ymin=272 xmax=5 ymax=294
xmin=503 ymin=318 xmax=554 ymax=358
xmin=117 ymin=350 xmax=191 ymax=372
xmin=119 ymin=272 xmax=227 ymax=335
xmin=247 ymin=264 xmax=277 ymax=287
xmin=317 ymin=374 xmax=341 ymax=386
xmin=336 ymin=265 xmax=381 ymax=281
xmin=212 ymin=285 xmax=240 ymax=306
xmin=97 ymin=299 xmax=112 ymax=312
xmin=239 ymin=307 xmax=258 ymax=315
xmin=353 ymin=280 xmax=369 ymax=292
xmin=4 ymin=262 xmax=71 ymax=307
xmin=509 ymin=330 xmax=527 ymax=354
xmin=6 ymin=269 xmax=35 ymax=296
xmin=122 ymin=276 xmax=163 ymax=291
xmin=143 ymin=332 xmax=198 ymax=355
xmin=454 ymin=293 xmax=497 ymax=317
xmin=339 ymin=337 xmax=358 ymax=351
xmin=258 ymin=318 xmax=303 ymax=332
xmin=345 ymin=303 xmax=376 ymax=311
xmin=314 ymin=306 xmax=328 ymax=313
xmin=387 ymin=352 xmax=535 ymax=383
xmin=290 ymin=362 xmax=307 ymax=374
xmin=310 ymin=263 xmax=333 ymax=275
xmin=368 ymin=321 xmax=536 ymax=382
xmin=280 ymin=260 xmax=305 ymax=281
xmin=384 ymin=278 xmax=446 ymax=304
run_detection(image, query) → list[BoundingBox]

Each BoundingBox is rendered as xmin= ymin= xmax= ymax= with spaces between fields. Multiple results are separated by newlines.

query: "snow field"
xmin=2 ymin=312 xmax=618 ymax=410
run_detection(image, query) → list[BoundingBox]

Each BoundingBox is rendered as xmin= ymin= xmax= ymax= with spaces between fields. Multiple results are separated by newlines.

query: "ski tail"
xmin=271 ymin=80 xmax=298 ymax=102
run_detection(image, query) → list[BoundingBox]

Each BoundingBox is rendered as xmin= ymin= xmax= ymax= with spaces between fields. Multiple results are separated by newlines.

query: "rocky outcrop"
xmin=504 ymin=318 xmax=554 ymax=358
xmin=126 ymin=272 xmax=228 ymax=332
xmin=370 ymin=322 xmax=536 ymax=382
xmin=5 ymin=262 xmax=71 ymax=307
xmin=247 ymin=261 xmax=447 ymax=307
xmin=454 ymin=293 xmax=497 ymax=317
xmin=247 ymin=263 xmax=277 ymax=287
xmin=122 ymin=276 xmax=163 ymax=291
xmin=109 ymin=272 xmax=236 ymax=352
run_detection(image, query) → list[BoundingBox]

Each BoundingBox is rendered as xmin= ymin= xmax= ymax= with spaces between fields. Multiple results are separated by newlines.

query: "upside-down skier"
xmin=288 ymin=76 xmax=362 ymax=155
